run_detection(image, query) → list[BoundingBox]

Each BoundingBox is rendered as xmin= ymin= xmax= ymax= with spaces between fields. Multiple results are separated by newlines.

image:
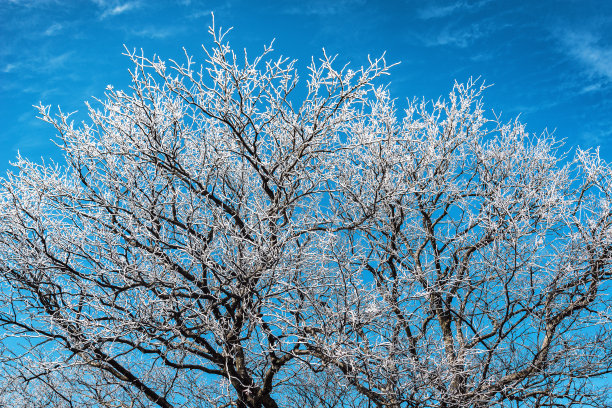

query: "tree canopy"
xmin=0 ymin=24 xmax=611 ymax=408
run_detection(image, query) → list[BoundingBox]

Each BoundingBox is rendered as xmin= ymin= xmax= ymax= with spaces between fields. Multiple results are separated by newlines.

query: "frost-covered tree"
xmin=1 ymin=23 xmax=611 ymax=408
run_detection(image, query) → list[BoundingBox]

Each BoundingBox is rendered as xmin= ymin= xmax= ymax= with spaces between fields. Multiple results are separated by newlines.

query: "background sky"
xmin=1 ymin=0 xmax=612 ymax=173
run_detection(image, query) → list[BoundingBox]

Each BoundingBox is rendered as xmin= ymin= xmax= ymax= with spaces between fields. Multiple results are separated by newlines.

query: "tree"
xmin=0 ymin=23 xmax=611 ymax=408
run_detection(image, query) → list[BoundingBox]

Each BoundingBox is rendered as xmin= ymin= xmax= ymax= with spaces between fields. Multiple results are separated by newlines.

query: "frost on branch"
xmin=0 ymin=23 xmax=611 ymax=408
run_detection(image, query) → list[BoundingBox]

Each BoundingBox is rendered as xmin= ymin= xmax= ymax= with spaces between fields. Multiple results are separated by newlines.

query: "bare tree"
xmin=0 ymin=22 xmax=611 ymax=408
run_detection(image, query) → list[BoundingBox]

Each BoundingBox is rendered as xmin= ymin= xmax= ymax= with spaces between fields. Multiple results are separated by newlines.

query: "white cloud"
xmin=417 ymin=0 xmax=491 ymax=20
xmin=131 ymin=27 xmax=178 ymax=39
xmin=43 ymin=23 xmax=63 ymax=36
xmin=2 ymin=63 xmax=18 ymax=73
xmin=99 ymin=1 xmax=139 ymax=19
xmin=282 ymin=0 xmax=366 ymax=16
xmin=188 ymin=9 xmax=213 ymax=19
xmin=425 ymin=24 xmax=485 ymax=48
xmin=46 ymin=52 xmax=72 ymax=70
xmin=579 ymin=128 xmax=612 ymax=149
xmin=560 ymin=30 xmax=612 ymax=82
xmin=418 ymin=1 xmax=466 ymax=19
xmin=581 ymin=82 xmax=604 ymax=93
xmin=3 ymin=52 xmax=73 ymax=78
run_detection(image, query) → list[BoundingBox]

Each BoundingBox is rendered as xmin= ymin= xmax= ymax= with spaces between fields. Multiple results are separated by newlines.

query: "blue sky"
xmin=1 ymin=0 xmax=612 ymax=172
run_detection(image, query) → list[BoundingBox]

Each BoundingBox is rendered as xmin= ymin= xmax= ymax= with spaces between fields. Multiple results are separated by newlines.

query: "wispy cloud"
xmin=418 ymin=1 xmax=466 ymax=19
xmin=98 ymin=1 xmax=139 ymax=19
xmin=130 ymin=27 xmax=179 ymax=39
xmin=425 ymin=23 xmax=486 ymax=48
xmin=559 ymin=30 xmax=612 ymax=83
xmin=0 ymin=51 xmax=73 ymax=83
xmin=417 ymin=0 xmax=490 ymax=20
xmin=580 ymin=82 xmax=604 ymax=93
xmin=187 ymin=2 xmax=231 ymax=20
xmin=2 ymin=64 xmax=18 ymax=73
xmin=282 ymin=0 xmax=366 ymax=16
xmin=579 ymin=128 xmax=612 ymax=149
xmin=46 ymin=51 xmax=73 ymax=70
xmin=415 ymin=1 xmax=507 ymax=49
xmin=188 ymin=9 xmax=214 ymax=19
xmin=5 ymin=0 xmax=62 ymax=6
xmin=510 ymin=98 xmax=564 ymax=116
xmin=43 ymin=22 xmax=63 ymax=36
